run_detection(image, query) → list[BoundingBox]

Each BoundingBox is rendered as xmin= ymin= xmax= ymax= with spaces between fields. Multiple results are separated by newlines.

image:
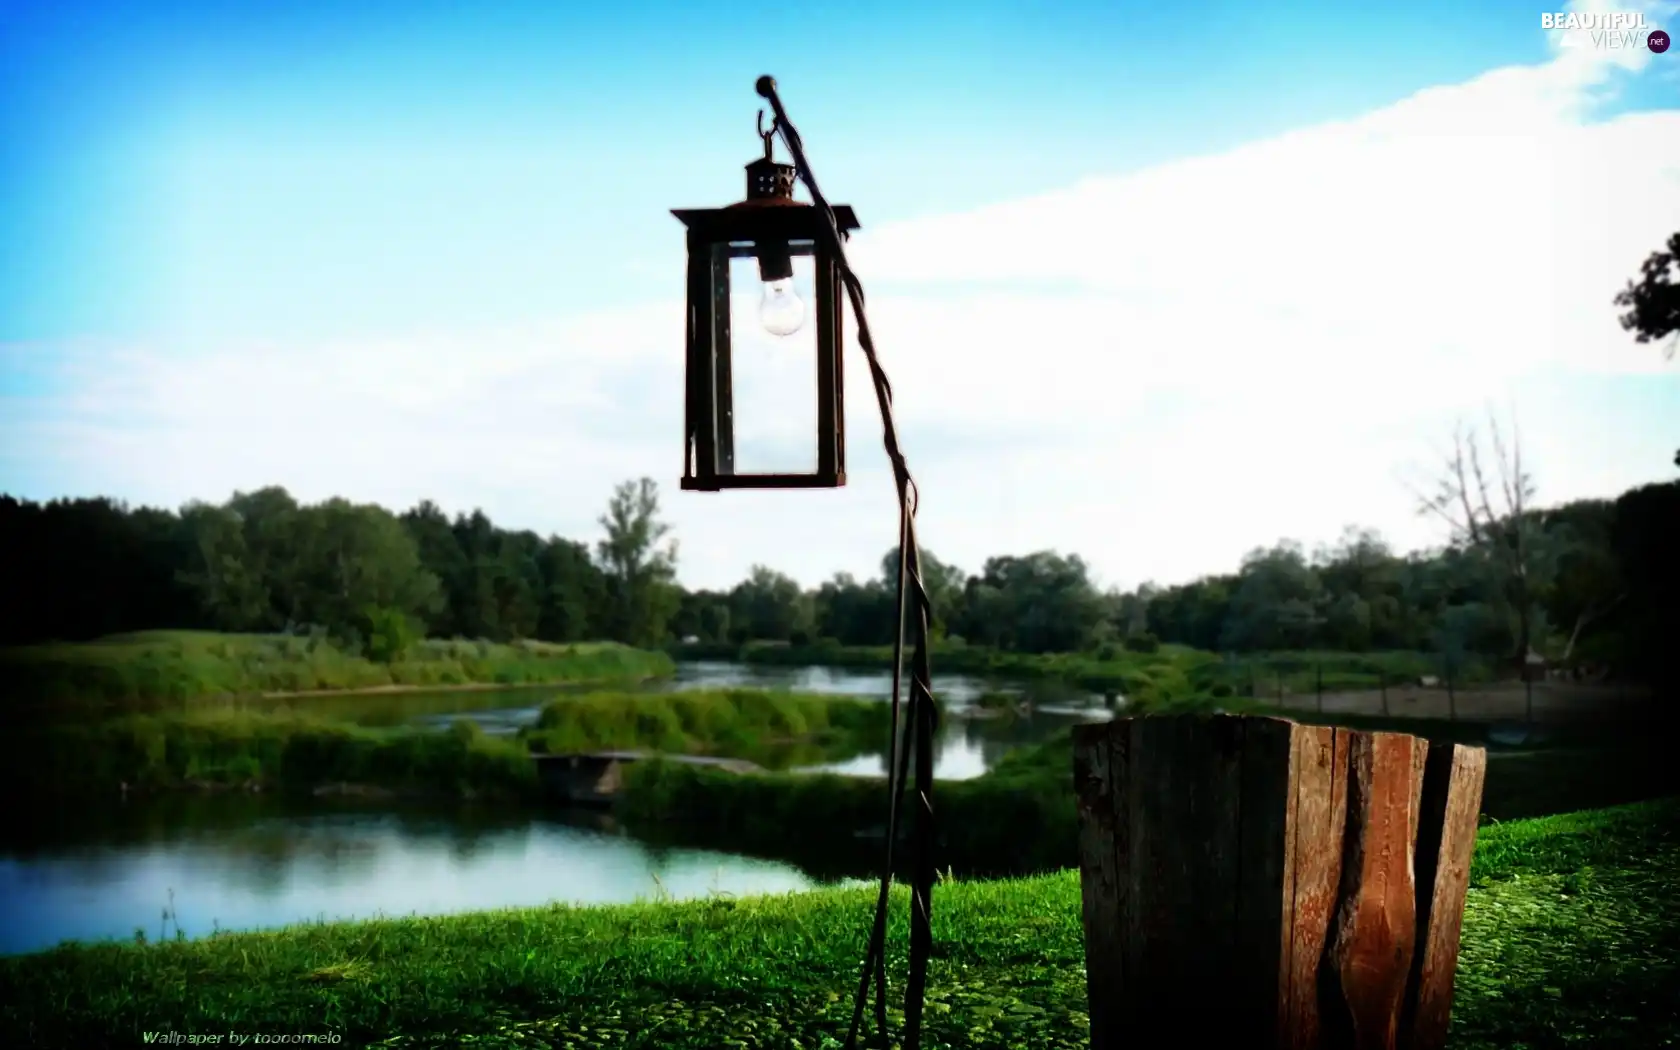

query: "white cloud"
xmin=4 ymin=11 xmax=1679 ymax=594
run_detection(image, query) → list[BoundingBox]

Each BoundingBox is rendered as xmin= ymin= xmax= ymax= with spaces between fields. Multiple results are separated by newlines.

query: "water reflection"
xmin=0 ymin=662 xmax=1112 ymax=956
xmin=0 ymin=795 xmax=815 ymax=956
xmin=663 ymin=661 xmax=1103 ymax=708
xmin=799 ymin=707 xmax=1106 ymax=780
xmin=396 ymin=661 xmax=1110 ymax=775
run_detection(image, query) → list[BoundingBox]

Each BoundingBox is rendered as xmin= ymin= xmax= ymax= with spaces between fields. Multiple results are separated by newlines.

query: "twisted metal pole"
xmin=752 ymin=74 xmax=941 ymax=1050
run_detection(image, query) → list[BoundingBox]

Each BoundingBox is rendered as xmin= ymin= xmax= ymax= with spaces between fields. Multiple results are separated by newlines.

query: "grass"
xmin=670 ymin=639 xmax=1498 ymax=703
xmin=0 ymin=708 xmax=541 ymax=802
xmin=1 ymin=797 xmax=1673 ymax=1048
xmin=1208 ymin=647 xmax=1498 ymax=693
xmin=1450 ymin=801 xmax=1680 ymax=1048
xmin=0 ymin=630 xmax=676 ymax=717
xmin=0 ymin=689 xmax=907 ymax=802
xmin=674 ymin=639 xmax=1215 ymax=702
xmin=520 ymin=689 xmax=897 ymax=770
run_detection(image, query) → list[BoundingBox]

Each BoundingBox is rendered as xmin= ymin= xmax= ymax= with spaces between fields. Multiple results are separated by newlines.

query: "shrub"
xmin=360 ymin=607 xmax=419 ymax=664
xmin=520 ymin=688 xmax=891 ymax=765
xmin=973 ymin=691 xmax=1018 ymax=711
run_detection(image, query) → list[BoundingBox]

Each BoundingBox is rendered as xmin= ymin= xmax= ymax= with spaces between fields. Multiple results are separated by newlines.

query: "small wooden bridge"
xmin=532 ymin=750 xmax=762 ymax=806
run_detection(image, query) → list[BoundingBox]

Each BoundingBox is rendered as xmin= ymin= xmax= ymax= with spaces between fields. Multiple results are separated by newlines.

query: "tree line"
xmin=681 ymin=473 xmax=1674 ymax=689
xmin=3 ymin=452 xmax=1674 ymax=689
xmin=0 ymin=479 xmax=679 ymax=655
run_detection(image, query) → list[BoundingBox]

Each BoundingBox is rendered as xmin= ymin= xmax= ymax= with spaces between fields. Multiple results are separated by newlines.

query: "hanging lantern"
xmin=672 ymin=116 xmax=859 ymax=490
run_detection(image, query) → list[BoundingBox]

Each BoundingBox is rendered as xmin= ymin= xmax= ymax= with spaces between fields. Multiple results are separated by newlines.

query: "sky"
xmin=2 ymin=0 xmax=1677 ymax=593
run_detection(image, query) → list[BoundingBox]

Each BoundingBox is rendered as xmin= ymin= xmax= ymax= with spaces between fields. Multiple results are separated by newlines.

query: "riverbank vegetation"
xmin=2 ymin=797 xmax=1673 ymax=1048
xmin=6 ymin=468 xmax=1674 ymax=710
xmin=519 ymin=688 xmax=897 ymax=769
xmin=616 ymin=712 xmax=1676 ymax=881
xmin=624 ymin=748 xmax=1081 ymax=878
xmin=672 ymin=638 xmax=1501 ymax=702
xmin=1 ymin=631 xmax=674 ymax=717
xmin=0 ymin=688 xmax=910 ymax=800
xmin=0 ymin=709 xmax=541 ymax=802
xmin=10 ymin=691 xmax=1665 ymax=882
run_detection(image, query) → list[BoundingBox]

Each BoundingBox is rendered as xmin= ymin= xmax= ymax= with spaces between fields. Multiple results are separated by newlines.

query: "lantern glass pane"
xmin=717 ymin=238 xmax=819 ymax=476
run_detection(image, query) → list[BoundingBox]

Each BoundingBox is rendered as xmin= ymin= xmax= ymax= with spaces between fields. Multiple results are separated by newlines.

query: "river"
xmin=0 ymin=661 xmax=1111 ymax=955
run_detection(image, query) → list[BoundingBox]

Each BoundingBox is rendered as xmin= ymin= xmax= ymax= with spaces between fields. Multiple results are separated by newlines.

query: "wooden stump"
xmin=1072 ymin=714 xmax=1485 ymax=1050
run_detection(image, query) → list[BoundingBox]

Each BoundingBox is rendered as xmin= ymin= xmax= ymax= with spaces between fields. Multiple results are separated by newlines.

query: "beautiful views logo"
xmin=1541 ymin=11 xmax=1672 ymax=52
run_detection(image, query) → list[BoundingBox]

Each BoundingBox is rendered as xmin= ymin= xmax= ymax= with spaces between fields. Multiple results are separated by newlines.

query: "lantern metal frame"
xmin=674 ymin=77 xmax=942 ymax=1050
xmin=672 ymin=129 xmax=860 ymax=491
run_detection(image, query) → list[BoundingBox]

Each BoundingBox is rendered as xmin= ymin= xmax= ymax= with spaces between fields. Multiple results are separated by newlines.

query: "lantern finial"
xmin=746 ymin=110 xmax=797 ymax=202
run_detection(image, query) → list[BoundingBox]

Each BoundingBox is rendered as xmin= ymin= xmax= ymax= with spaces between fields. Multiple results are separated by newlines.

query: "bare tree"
xmin=1410 ymin=411 xmax=1551 ymax=679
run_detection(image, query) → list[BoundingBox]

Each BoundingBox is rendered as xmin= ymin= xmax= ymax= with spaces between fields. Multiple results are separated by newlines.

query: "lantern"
xmin=672 ymin=117 xmax=859 ymax=491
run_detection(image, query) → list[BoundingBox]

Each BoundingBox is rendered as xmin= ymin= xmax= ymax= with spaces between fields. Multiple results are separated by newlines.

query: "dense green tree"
xmin=1146 ymin=575 xmax=1235 ymax=652
xmin=1113 ymin=582 xmax=1158 ymax=640
xmin=1608 ymin=481 xmax=1680 ymax=691
xmin=222 ymin=487 xmax=306 ymax=628
xmin=672 ymin=588 xmax=731 ymax=643
xmin=0 ymin=496 xmax=201 ymax=643
xmin=1312 ymin=527 xmax=1405 ymax=650
xmin=1613 ymin=230 xmax=1679 ymax=467
xmin=450 ymin=510 xmax=509 ymax=639
xmin=1220 ymin=542 xmax=1326 ymax=651
xmin=813 ymin=573 xmax=896 ymax=646
xmin=178 ymin=501 xmax=272 ymax=631
xmin=879 ymin=548 xmax=967 ymax=639
xmin=953 ymin=552 xmax=1106 ymax=653
xmin=1539 ymin=499 xmax=1622 ymax=662
xmin=595 ymin=478 xmax=681 ymax=647
xmin=1614 ymin=230 xmax=1680 ymax=356
xmin=286 ymin=499 xmax=442 ymax=641
xmin=729 ymin=566 xmax=813 ymax=642
xmin=537 ymin=538 xmax=605 ymax=642
xmin=399 ymin=501 xmax=472 ymax=636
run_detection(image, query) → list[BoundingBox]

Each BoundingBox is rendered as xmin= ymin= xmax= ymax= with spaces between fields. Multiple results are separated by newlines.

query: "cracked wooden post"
xmin=1072 ymin=714 xmax=1486 ymax=1050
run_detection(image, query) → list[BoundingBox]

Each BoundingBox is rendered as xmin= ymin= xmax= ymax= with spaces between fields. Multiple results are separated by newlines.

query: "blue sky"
xmin=2 ymin=0 xmax=1678 ymax=590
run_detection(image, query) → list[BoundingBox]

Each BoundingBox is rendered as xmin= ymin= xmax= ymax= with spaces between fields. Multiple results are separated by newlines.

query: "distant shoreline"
xmin=1 ymin=631 xmax=678 ymax=712
xmin=258 ymin=676 xmax=665 ymax=701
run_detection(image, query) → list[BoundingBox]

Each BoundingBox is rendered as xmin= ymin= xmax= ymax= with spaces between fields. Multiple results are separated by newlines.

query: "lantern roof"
xmin=671 ymin=201 xmax=859 ymax=239
xmin=673 ymin=134 xmax=859 ymax=236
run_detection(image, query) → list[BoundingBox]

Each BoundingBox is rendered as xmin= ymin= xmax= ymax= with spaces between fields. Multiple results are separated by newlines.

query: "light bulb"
xmin=759 ymin=277 xmax=807 ymax=337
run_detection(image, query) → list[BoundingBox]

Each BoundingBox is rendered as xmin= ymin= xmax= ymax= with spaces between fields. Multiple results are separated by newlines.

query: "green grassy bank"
xmin=0 ymin=631 xmax=676 ymax=716
xmin=13 ymin=690 xmax=1667 ymax=885
xmin=0 ymin=710 xmax=542 ymax=802
xmin=519 ymin=688 xmax=897 ymax=770
xmin=0 ymin=689 xmax=901 ymax=801
xmin=2 ymin=798 xmax=1674 ymax=1049
xmin=616 ymin=715 xmax=1680 ymax=881
xmin=670 ymin=640 xmax=1494 ymax=701
xmin=625 ymin=751 xmax=1078 ymax=879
